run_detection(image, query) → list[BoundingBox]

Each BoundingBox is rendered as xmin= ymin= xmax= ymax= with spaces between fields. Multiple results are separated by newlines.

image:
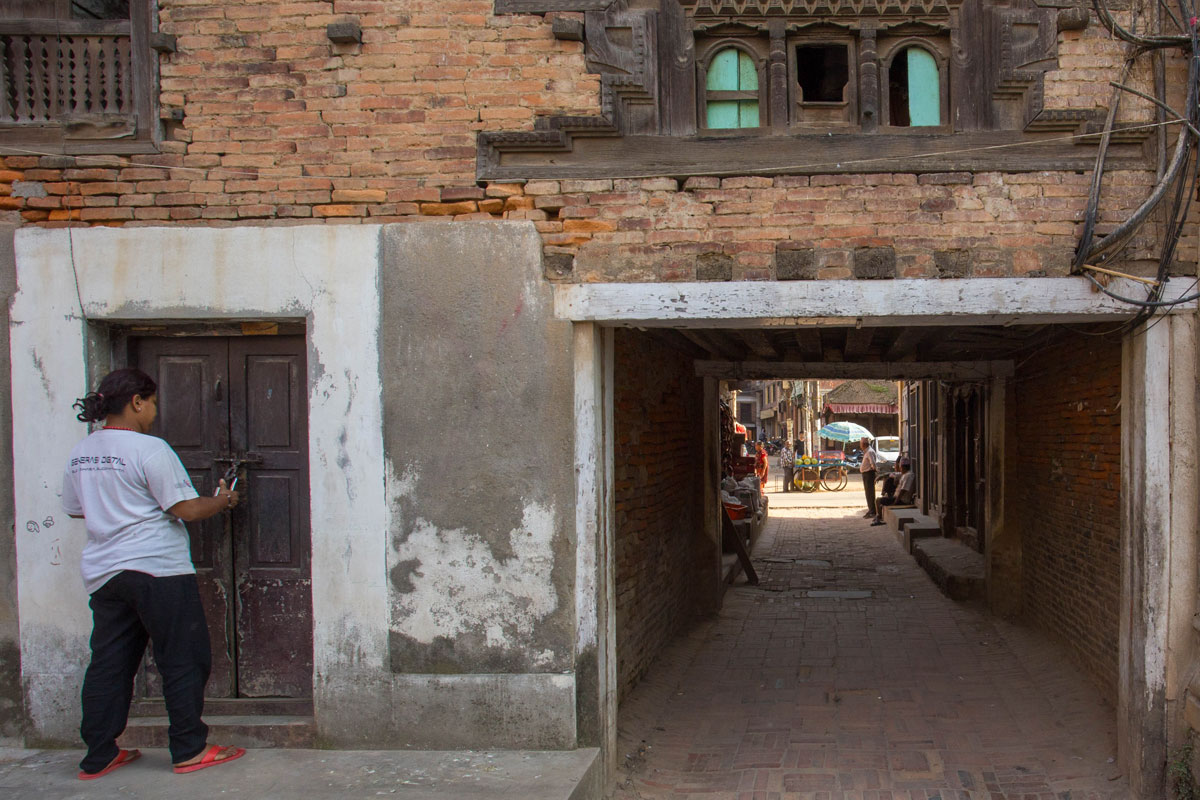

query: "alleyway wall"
xmin=1014 ymin=329 xmax=1122 ymax=700
xmin=613 ymin=330 xmax=705 ymax=700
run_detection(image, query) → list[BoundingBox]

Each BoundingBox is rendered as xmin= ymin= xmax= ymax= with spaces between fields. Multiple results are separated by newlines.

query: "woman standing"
xmin=754 ymin=441 xmax=769 ymax=491
xmin=63 ymin=368 xmax=245 ymax=779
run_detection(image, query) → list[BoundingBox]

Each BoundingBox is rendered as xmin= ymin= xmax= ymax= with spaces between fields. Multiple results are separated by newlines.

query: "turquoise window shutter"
xmin=706 ymin=48 xmax=759 ymax=129
xmin=708 ymin=101 xmax=740 ymax=128
xmin=906 ymin=48 xmax=940 ymax=126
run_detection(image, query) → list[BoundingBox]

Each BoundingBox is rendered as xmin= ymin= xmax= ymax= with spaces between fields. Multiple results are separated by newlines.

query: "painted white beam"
xmin=695 ymin=360 xmax=1014 ymax=380
xmin=554 ymin=277 xmax=1195 ymax=327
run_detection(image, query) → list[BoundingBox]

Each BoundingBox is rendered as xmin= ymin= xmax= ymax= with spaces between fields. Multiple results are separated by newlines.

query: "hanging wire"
xmin=1079 ymin=0 xmax=1200 ymax=328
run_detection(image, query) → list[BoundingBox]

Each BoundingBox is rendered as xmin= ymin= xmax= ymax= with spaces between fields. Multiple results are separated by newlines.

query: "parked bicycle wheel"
xmin=794 ymin=467 xmax=819 ymax=493
xmin=820 ymin=466 xmax=847 ymax=492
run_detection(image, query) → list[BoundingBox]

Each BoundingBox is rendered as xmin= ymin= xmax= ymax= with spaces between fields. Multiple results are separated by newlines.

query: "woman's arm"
xmin=168 ymin=480 xmax=239 ymax=522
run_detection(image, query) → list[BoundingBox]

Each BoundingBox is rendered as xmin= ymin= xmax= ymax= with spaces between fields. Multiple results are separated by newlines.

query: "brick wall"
xmin=0 ymin=5 xmax=1188 ymax=279
xmin=1015 ymin=329 xmax=1122 ymax=699
xmin=613 ymin=329 xmax=705 ymax=699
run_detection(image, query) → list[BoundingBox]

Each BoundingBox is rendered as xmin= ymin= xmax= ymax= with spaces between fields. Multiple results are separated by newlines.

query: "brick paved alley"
xmin=613 ymin=500 xmax=1131 ymax=799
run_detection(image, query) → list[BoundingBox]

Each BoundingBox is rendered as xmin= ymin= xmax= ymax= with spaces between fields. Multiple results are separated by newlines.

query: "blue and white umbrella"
xmin=817 ymin=421 xmax=874 ymax=442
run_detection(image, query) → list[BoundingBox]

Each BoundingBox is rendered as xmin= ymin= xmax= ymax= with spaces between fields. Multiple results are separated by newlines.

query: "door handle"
xmin=214 ymin=378 xmax=223 ymax=401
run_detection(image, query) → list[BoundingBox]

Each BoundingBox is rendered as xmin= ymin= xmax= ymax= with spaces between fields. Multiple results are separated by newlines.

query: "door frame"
xmin=559 ymin=277 xmax=1198 ymax=799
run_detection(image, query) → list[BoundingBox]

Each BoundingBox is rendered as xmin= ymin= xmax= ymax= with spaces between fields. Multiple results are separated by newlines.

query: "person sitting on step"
xmin=872 ymin=458 xmax=915 ymax=526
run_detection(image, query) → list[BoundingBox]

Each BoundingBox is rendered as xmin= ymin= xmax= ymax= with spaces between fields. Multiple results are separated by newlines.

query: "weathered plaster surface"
xmin=391 ymin=491 xmax=560 ymax=656
xmin=13 ymin=222 xmax=584 ymax=749
xmin=1118 ymin=316 xmax=1195 ymax=799
xmin=380 ymin=223 xmax=576 ymax=680
xmin=0 ymin=226 xmax=18 ymax=743
xmin=391 ymin=673 xmax=576 ymax=749
xmin=11 ymin=225 xmax=390 ymax=745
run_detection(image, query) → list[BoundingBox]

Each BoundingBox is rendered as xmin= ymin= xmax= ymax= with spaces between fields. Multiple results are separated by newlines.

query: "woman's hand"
xmin=216 ymin=478 xmax=239 ymax=510
xmin=168 ymin=479 xmax=241 ymax=522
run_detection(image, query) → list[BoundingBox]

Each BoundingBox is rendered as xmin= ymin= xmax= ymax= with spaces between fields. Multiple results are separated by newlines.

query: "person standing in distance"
xmin=779 ymin=441 xmax=794 ymax=493
xmin=63 ymin=368 xmax=246 ymax=779
xmin=858 ymin=436 xmax=879 ymax=520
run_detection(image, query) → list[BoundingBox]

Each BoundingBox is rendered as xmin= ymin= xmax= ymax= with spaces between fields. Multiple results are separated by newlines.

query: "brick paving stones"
xmin=612 ymin=506 xmax=1130 ymax=800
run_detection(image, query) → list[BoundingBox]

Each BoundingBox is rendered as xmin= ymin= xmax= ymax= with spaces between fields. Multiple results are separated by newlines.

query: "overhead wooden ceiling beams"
xmin=694 ymin=360 xmax=1015 ymax=381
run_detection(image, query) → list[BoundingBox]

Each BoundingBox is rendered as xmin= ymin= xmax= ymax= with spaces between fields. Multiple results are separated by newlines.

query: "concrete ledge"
xmin=882 ymin=506 xmax=937 ymax=553
xmin=0 ymin=746 xmax=603 ymax=800
xmin=391 ymin=674 xmax=577 ymax=750
xmin=911 ymin=538 xmax=986 ymax=603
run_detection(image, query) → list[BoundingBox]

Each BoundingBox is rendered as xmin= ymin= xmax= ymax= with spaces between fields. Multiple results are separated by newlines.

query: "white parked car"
xmin=875 ymin=436 xmax=901 ymax=473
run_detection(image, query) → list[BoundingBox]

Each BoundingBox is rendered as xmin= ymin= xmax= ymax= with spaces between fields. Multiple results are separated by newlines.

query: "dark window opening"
xmin=796 ymin=44 xmax=848 ymax=103
xmin=72 ymin=0 xmax=129 ymax=18
xmin=889 ymin=53 xmax=911 ymax=126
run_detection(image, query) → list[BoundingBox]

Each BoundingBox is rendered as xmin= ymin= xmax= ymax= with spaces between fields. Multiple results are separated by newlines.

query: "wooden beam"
xmin=738 ymin=330 xmax=778 ymax=359
xmin=795 ymin=329 xmax=822 ymax=361
xmin=480 ymin=129 xmax=1149 ymax=182
xmin=694 ymin=360 xmax=1015 ymax=380
xmin=679 ymin=330 xmax=721 ymax=357
xmin=553 ymin=277 xmax=1195 ymax=326
xmin=644 ymin=329 xmax=709 ymax=360
xmin=681 ymin=329 xmax=742 ymax=361
xmin=843 ymin=327 xmax=875 ymax=360
xmin=884 ymin=328 xmax=931 ymax=361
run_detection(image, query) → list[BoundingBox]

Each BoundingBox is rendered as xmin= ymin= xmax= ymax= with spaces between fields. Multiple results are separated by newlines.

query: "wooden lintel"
xmin=481 ymin=131 xmax=1149 ymax=182
xmin=694 ymin=360 xmax=1015 ymax=381
xmin=554 ymin=277 xmax=1194 ymax=325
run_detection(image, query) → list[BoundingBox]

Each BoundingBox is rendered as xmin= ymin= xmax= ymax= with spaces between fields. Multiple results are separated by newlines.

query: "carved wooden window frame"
xmin=478 ymin=2 xmax=1147 ymax=180
xmin=696 ymin=36 xmax=770 ymax=135
xmin=878 ymin=36 xmax=951 ymax=133
xmin=787 ymin=31 xmax=858 ymax=129
xmin=0 ymin=0 xmax=160 ymax=154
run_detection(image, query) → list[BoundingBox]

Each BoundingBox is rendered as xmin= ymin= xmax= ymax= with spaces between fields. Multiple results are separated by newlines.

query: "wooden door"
xmin=133 ymin=335 xmax=311 ymax=700
xmin=227 ymin=337 xmax=311 ymax=697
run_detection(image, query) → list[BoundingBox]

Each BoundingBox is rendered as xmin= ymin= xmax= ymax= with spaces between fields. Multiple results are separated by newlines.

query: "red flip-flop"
xmin=173 ymin=744 xmax=246 ymax=775
xmin=78 ymin=748 xmax=141 ymax=780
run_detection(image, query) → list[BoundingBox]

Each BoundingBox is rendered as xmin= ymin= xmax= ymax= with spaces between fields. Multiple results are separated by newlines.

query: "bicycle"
xmin=793 ymin=466 xmax=820 ymax=492
xmin=791 ymin=457 xmax=849 ymax=492
xmin=820 ymin=464 xmax=848 ymax=491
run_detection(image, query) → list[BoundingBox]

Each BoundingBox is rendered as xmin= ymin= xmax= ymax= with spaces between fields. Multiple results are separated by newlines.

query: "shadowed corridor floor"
xmin=612 ymin=503 xmax=1130 ymax=800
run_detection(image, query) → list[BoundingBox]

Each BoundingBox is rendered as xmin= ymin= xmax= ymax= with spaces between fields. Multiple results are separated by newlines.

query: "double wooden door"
xmin=133 ymin=335 xmax=312 ymax=699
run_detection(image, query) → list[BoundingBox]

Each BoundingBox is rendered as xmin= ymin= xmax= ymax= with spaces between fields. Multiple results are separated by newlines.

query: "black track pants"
xmin=79 ymin=571 xmax=211 ymax=773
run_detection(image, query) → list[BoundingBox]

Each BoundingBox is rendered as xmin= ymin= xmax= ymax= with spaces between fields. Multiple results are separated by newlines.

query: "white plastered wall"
xmin=11 ymin=225 xmax=389 ymax=742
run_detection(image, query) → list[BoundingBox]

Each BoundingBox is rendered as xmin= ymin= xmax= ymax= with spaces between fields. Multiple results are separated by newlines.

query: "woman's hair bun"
xmin=73 ymin=368 xmax=157 ymax=424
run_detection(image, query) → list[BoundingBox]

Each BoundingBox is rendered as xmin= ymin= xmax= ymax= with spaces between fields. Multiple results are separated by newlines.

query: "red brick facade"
xmin=1014 ymin=330 xmax=1122 ymax=699
xmin=0 ymin=5 xmax=1192 ymax=280
xmin=613 ymin=330 xmax=705 ymax=699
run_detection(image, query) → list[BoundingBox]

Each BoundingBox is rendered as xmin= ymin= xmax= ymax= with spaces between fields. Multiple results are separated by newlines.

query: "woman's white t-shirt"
xmin=61 ymin=429 xmax=200 ymax=594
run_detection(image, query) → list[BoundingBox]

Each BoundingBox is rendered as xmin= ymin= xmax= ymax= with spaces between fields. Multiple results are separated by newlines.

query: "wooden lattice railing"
xmin=0 ymin=19 xmax=133 ymax=125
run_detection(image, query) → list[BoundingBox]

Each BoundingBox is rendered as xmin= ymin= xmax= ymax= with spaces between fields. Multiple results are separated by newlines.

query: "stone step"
xmin=912 ymin=537 xmax=986 ymax=603
xmin=117 ymin=714 xmax=315 ymax=749
xmin=131 ymin=697 xmax=312 ymax=717
xmin=882 ymin=506 xmax=938 ymax=553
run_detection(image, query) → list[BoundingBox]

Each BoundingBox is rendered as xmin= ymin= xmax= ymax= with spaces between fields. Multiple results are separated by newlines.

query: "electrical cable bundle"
xmin=1079 ymin=0 xmax=1200 ymax=329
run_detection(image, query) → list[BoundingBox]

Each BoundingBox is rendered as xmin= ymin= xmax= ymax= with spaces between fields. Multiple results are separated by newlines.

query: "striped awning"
xmin=826 ymin=403 xmax=896 ymax=415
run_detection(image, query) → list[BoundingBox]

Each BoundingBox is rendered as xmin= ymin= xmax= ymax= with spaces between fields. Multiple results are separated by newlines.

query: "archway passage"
xmin=605 ymin=320 xmax=1130 ymax=796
